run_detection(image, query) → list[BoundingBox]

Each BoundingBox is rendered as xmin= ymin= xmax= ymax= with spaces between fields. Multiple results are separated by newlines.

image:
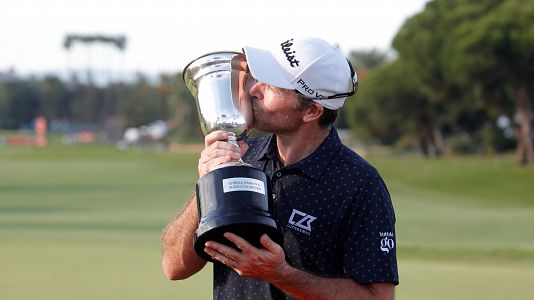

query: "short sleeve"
xmin=342 ymin=173 xmax=399 ymax=285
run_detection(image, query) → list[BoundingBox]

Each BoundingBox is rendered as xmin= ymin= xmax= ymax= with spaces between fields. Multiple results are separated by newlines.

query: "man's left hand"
xmin=204 ymin=233 xmax=289 ymax=281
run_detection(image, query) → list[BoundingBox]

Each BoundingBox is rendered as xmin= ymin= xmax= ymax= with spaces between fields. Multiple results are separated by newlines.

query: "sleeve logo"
xmin=379 ymin=232 xmax=395 ymax=253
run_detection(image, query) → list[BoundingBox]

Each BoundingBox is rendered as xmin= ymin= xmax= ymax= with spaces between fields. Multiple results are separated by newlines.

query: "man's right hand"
xmin=198 ymin=131 xmax=249 ymax=177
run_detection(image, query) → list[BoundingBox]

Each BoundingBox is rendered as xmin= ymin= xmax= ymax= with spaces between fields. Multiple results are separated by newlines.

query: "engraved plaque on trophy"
xmin=183 ymin=52 xmax=282 ymax=262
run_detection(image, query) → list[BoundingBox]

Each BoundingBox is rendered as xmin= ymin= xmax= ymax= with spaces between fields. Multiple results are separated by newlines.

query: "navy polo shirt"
xmin=213 ymin=128 xmax=398 ymax=300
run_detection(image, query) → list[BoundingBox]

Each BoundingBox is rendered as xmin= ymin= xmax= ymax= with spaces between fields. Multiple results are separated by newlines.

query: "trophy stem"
xmin=227 ymin=132 xmax=244 ymax=164
xmin=210 ymin=132 xmax=252 ymax=171
xmin=227 ymin=132 xmax=239 ymax=147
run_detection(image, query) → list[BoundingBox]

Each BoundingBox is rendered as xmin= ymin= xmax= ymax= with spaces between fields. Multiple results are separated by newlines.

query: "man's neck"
xmin=275 ymin=125 xmax=331 ymax=166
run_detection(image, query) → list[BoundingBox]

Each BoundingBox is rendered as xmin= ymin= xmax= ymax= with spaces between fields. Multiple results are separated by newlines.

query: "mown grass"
xmin=367 ymin=153 xmax=534 ymax=299
xmin=0 ymin=144 xmax=533 ymax=299
xmin=0 ymin=144 xmax=212 ymax=299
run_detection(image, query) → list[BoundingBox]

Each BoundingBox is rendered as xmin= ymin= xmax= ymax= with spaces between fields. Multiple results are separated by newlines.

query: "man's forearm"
xmin=271 ymin=264 xmax=394 ymax=300
xmin=161 ymin=193 xmax=206 ymax=280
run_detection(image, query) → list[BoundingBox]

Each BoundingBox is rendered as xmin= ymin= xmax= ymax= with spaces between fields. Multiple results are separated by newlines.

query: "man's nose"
xmin=248 ymin=79 xmax=262 ymax=99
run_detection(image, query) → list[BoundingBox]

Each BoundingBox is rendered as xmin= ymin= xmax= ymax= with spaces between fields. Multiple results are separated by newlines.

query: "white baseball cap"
xmin=243 ymin=37 xmax=357 ymax=110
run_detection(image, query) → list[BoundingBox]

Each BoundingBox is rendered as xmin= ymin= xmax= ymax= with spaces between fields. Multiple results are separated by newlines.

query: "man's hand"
xmin=198 ymin=131 xmax=249 ymax=177
xmin=204 ymin=233 xmax=289 ymax=282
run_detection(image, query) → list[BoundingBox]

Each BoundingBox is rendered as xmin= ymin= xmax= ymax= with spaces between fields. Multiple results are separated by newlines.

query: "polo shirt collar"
xmin=256 ymin=128 xmax=342 ymax=180
xmin=255 ymin=133 xmax=277 ymax=162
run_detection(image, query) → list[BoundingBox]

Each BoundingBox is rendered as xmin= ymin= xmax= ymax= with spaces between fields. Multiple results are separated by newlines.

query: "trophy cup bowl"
xmin=183 ymin=52 xmax=282 ymax=262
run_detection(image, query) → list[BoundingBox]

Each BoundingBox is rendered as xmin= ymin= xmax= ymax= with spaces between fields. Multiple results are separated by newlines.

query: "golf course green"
xmin=1 ymin=144 xmax=533 ymax=299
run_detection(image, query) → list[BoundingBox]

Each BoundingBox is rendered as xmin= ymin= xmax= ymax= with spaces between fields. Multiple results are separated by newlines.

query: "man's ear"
xmin=302 ymin=103 xmax=324 ymax=123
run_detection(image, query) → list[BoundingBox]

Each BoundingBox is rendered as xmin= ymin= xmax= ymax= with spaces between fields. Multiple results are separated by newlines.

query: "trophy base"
xmin=194 ymin=164 xmax=282 ymax=262
xmin=194 ymin=219 xmax=283 ymax=262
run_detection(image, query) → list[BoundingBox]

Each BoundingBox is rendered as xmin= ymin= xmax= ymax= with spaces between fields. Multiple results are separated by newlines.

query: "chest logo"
xmin=287 ymin=209 xmax=317 ymax=235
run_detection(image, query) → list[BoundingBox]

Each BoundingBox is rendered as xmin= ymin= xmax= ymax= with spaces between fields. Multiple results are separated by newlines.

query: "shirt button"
xmin=272 ymin=193 xmax=276 ymax=200
xmin=276 ymin=172 xmax=282 ymax=178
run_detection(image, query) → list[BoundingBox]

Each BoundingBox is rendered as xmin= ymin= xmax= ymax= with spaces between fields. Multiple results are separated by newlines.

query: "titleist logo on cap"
xmin=280 ymin=39 xmax=300 ymax=67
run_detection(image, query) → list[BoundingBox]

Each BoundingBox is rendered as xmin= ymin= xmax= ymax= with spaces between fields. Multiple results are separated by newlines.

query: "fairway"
xmin=1 ymin=145 xmax=533 ymax=299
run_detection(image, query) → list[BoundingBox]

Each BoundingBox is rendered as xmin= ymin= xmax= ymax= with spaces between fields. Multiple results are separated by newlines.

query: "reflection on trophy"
xmin=183 ymin=52 xmax=282 ymax=262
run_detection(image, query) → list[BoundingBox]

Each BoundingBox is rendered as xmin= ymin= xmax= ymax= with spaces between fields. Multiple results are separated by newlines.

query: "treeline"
xmin=0 ymin=73 xmax=202 ymax=142
xmin=346 ymin=0 xmax=534 ymax=165
xmin=1 ymin=0 xmax=533 ymax=165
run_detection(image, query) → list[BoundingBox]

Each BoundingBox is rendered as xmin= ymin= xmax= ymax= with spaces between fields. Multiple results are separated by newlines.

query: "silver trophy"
xmin=183 ymin=52 xmax=282 ymax=262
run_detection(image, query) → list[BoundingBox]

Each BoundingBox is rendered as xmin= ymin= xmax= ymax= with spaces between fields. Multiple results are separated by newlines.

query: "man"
xmin=162 ymin=37 xmax=399 ymax=299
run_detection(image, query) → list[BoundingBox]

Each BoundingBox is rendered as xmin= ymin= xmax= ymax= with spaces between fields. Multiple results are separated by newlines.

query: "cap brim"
xmin=243 ymin=46 xmax=294 ymax=90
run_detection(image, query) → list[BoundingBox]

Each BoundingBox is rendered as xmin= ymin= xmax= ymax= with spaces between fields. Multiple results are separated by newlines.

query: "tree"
xmin=348 ymin=60 xmax=445 ymax=156
xmin=442 ymin=0 xmax=534 ymax=165
xmin=120 ymin=75 xmax=168 ymax=128
xmin=389 ymin=0 xmax=534 ymax=162
xmin=344 ymin=49 xmax=390 ymax=130
xmin=37 ymin=75 xmax=69 ymax=121
xmin=349 ymin=49 xmax=389 ymax=69
xmin=391 ymin=1 xmax=465 ymax=156
xmin=3 ymin=80 xmax=40 ymax=129
xmin=158 ymin=73 xmax=202 ymax=141
xmin=0 ymin=83 xmax=8 ymax=128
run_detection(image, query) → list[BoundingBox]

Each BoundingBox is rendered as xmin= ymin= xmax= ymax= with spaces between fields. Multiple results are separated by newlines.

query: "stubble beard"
xmin=252 ymin=103 xmax=302 ymax=134
xmin=251 ymin=88 xmax=306 ymax=134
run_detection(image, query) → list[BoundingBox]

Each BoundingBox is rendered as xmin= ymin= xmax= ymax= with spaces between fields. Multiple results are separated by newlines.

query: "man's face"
xmin=247 ymin=80 xmax=305 ymax=133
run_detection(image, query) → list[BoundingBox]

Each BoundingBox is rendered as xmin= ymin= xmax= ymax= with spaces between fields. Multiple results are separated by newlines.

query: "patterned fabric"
xmin=214 ymin=128 xmax=398 ymax=300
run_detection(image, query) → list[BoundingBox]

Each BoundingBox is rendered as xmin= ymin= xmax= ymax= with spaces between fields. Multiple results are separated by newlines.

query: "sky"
xmin=1 ymin=0 xmax=429 ymax=81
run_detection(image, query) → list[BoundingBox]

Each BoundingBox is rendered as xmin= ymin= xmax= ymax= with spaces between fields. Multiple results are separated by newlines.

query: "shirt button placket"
xmin=271 ymin=171 xmax=282 ymax=216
